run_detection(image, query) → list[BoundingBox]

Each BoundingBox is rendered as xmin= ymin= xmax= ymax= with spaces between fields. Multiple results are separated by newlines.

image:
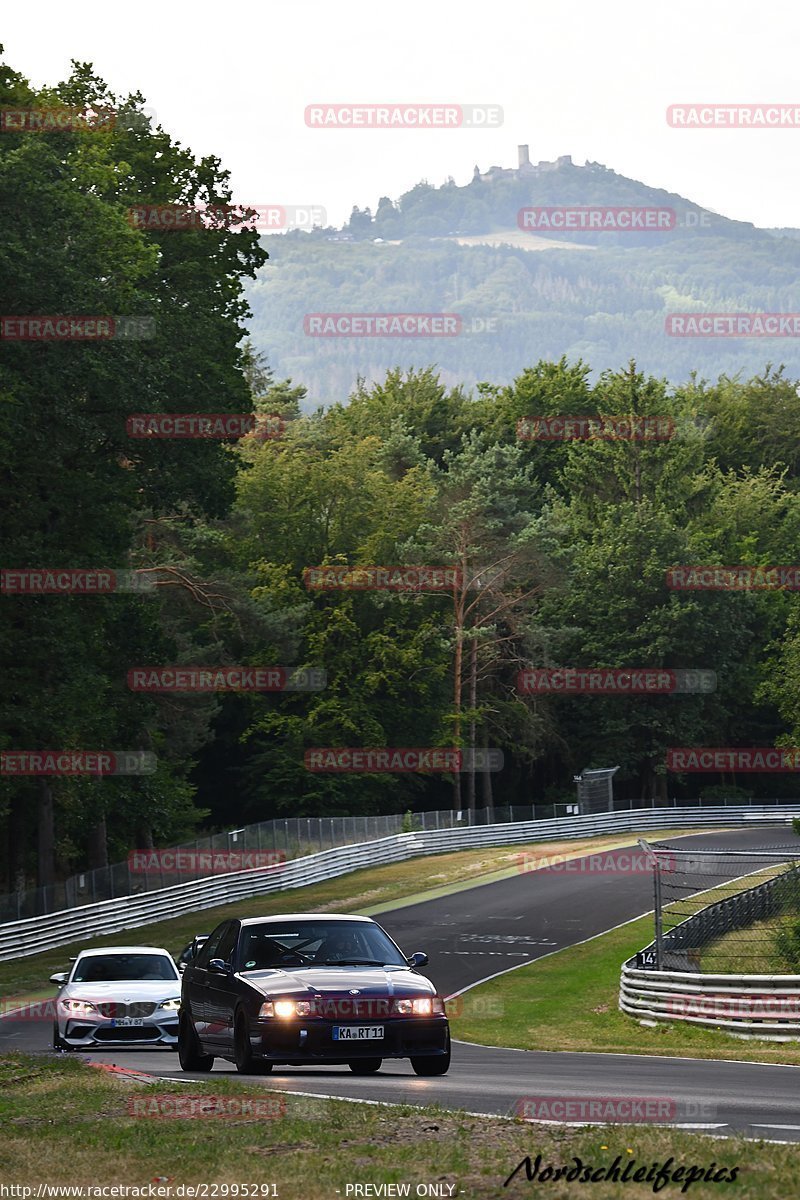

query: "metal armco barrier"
xmin=620 ymin=962 xmax=800 ymax=1040
xmin=2 ymin=804 xmax=799 ymax=963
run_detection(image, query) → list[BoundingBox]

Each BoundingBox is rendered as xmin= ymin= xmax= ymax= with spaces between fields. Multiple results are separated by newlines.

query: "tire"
xmin=178 ymin=1011 xmax=214 ymax=1072
xmin=348 ymin=1058 xmax=382 ymax=1074
xmin=410 ymin=1031 xmax=451 ymax=1076
xmin=52 ymin=1022 xmax=70 ymax=1051
xmin=234 ymin=1013 xmax=272 ymax=1075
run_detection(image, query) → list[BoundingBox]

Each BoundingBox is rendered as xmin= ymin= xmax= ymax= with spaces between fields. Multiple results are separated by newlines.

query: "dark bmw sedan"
xmin=178 ymin=914 xmax=450 ymax=1076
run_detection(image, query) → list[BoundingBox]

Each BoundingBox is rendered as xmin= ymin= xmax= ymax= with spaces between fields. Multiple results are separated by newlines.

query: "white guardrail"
xmin=1 ymin=805 xmax=799 ymax=963
xmin=619 ymin=963 xmax=800 ymax=1041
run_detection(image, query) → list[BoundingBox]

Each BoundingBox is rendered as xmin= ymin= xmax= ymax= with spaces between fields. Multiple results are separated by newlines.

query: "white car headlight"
xmin=393 ymin=997 xmax=442 ymax=1015
xmin=259 ymin=999 xmax=310 ymax=1019
xmin=159 ymin=998 xmax=181 ymax=1010
xmin=60 ymin=999 xmax=96 ymax=1014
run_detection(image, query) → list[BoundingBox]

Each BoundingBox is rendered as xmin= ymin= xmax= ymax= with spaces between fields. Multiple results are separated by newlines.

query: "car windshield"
xmin=72 ymin=954 xmax=179 ymax=983
xmin=238 ymin=922 xmax=407 ymax=971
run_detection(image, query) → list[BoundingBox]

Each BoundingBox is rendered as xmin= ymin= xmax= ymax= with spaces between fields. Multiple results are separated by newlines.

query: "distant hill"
xmin=245 ymin=152 xmax=800 ymax=406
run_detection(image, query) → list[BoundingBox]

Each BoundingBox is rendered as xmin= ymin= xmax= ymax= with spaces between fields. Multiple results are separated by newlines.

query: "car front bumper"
xmin=250 ymin=1016 xmax=449 ymax=1062
xmin=59 ymin=1017 xmax=179 ymax=1047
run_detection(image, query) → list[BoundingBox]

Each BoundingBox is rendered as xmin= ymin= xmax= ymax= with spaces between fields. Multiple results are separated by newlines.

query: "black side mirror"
xmin=207 ymin=958 xmax=232 ymax=975
xmin=407 ymin=952 xmax=428 ymax=969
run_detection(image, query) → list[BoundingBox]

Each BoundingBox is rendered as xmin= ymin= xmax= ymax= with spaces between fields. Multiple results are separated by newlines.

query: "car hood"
xmin=238 ymin=966 xmax=434 ymax=998
xmin=60 ymin=980 xmax=180 ymax=1003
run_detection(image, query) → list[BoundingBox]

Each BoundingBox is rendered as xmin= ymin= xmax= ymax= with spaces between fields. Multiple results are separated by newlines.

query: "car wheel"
xmin=348 ymin=1058 xmax=382 ymax=1074
xmin=52 ymin=1022 xmax=70 ymax=1051
xmin=410 ymin=1031 xmax=451 ymax=1076
xmin=234 ymin=1013 xmax=272 ymax=1074
xmin=178 ymin=1011 xmax=214 ymax=1072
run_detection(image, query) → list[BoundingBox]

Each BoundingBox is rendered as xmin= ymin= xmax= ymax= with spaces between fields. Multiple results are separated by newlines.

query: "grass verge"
xmin=0 ymin=1052 xmax=791 ymax=1197
xmin=0 ymin=829 xmax=692 ymax=999
xmin=699 ymin=915 xmax=789 ymax=975
xmin=449 ymin=915 xmax=800 ymax=1065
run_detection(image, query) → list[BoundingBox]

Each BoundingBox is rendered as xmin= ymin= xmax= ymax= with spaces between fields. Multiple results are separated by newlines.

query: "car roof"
xmin=238 ymin=914 xmax=375 ymax=927
xmin=75 ymin=946 xmax=173 ymax=957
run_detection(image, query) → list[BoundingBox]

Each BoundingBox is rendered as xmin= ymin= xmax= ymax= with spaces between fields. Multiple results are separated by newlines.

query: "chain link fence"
xmin=640 ymin=840 xmax=800 ymax=973
xmin=1 ymin=804 xmax=537 ymax=920
xmin=3 ymin=796 xmax=797 ymax=922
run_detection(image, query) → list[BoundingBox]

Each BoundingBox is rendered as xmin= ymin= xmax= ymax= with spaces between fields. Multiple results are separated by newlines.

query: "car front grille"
xmin=95 ymin=1001 xmax=157 ymax=1019
xmin=94 ymin=1025 xmax=160 ymax=1041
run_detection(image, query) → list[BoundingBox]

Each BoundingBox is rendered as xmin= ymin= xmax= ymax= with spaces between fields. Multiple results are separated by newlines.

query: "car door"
xmin=185 ymin=924 xmax=225 ymax=1040
xmin=204 ymin=922 xmax=240 ymax=1051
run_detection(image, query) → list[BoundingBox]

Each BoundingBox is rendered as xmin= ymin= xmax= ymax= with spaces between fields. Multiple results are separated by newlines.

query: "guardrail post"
xmin=653 ymin=862 xmax=664 ymax=969
xmin=638 ymin=838 xmax=664 ymax=969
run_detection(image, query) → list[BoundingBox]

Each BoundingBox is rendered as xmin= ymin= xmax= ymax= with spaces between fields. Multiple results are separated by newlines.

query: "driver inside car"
xmin=316 ymin=929 xmax=365 ymax=963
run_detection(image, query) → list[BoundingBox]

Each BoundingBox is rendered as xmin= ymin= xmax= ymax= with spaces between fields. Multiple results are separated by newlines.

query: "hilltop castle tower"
xmin=475 ymin=148 xmax=574 ymax=183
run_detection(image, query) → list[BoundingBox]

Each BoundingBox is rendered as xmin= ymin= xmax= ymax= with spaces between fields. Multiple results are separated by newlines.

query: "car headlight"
xmin=393 ymin=997 xmax=444 ymax=1016
xmin=258 ymin=999 xmax=312 ymax=1019
xmin=60 ymin=999 xmax=96 ymax=1014
xmin=159 ymin=998 xmax=181 ymax=1011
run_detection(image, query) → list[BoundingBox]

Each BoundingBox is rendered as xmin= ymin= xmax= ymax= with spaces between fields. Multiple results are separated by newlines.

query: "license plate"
xmin=332 ymin=1025 xmax=383 ymax=1041
xmin=110 ymin=1018 xmax=144 ymax=1027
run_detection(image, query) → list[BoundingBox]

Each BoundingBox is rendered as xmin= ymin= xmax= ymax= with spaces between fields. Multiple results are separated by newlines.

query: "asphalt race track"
xmin=3 ymin=827 xmax=800 ymax=1141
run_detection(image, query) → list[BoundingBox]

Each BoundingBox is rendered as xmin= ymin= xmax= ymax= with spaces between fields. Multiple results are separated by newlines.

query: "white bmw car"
xmin=51 ymin=945 xmax=181 ymax=1050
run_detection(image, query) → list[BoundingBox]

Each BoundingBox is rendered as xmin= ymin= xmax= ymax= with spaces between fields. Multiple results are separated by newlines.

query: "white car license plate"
xmin=110 ymin=1018 xmax=144 ymax=1027
xmin=332 ymin=1025 xmax=383 ymax=1041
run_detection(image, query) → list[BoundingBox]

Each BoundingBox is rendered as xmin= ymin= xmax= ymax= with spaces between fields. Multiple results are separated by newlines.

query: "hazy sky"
xmin=4 ymin=0 xmax=800 ymax=228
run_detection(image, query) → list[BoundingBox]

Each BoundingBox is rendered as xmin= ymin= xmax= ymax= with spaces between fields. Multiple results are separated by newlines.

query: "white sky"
xmin=4 ymin=0 xmax=800 ymax=228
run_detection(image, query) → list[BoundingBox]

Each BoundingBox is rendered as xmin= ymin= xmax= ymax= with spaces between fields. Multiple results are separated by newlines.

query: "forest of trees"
xmin=3 ymin=52 xmax=800 ymax=895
